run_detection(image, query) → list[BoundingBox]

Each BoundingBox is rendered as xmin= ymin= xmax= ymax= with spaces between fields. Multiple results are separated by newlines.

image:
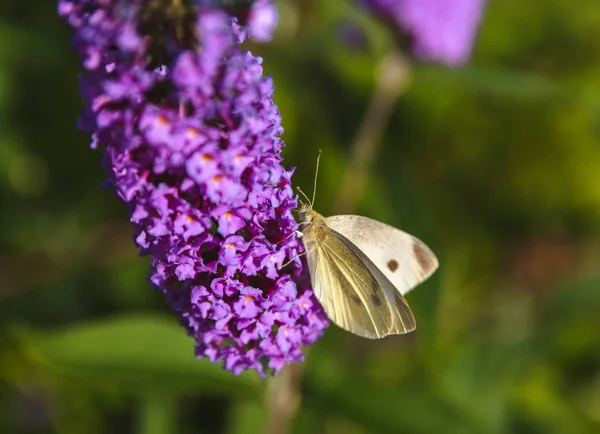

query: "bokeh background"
xmin=2 ymin=1 xmax=600 ymax=433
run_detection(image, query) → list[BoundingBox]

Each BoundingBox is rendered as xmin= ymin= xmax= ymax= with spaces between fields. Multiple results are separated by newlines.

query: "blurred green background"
xmin=2 ymin=0 xmax=600 ymax=433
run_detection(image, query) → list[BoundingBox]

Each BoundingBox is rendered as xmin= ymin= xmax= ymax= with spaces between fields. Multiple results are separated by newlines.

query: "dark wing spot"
xmin=371 ymin=293 xmax=383 ymax=306
xmin=387 ymin=259 xmax=399 ymax=272
xmin=350 ymin=293 xmax=362 ymax=305
xmin=412 ymin=241 xmax=434 ymax=273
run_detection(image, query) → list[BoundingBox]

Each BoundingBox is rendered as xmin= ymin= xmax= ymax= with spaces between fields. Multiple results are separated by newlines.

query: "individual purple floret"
xmin=59 ymin=0 xmax=327 ymax=376
xmin=364 ymin=0 xmax=487 ymax=66
xmin=247 ymin=0 xmax=278 ymax=42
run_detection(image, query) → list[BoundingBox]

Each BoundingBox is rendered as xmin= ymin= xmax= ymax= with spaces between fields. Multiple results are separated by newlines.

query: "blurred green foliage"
xmin=1 ymin=0 xmax=600 ymax=433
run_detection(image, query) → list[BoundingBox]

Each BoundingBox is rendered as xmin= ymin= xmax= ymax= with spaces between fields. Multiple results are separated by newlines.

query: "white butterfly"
xmin=296 ymin=154 xmax=438 ymax=339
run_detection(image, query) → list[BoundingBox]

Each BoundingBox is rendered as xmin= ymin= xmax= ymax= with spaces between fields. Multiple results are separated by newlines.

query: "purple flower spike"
xmin=364 ymin=0 xmax=487 ymax=66
xmin=59 ymin=0 xmax=328 ymax=376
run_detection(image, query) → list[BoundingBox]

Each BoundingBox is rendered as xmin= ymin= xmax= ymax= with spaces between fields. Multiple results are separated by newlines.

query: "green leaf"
xmin=225 ymin=400 xmax=266 ymax=434
xmin=137 ymin=390 xmax=179 ymax=434
xmin=21 ymin=314 xmax=263 ymax=397
xmin=302 ymin=375 xmax=490 ymax=434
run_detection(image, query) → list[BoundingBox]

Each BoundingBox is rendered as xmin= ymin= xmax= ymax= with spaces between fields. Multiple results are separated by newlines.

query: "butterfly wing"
xmin=326 ymin=215 xmax=438 ymax=295
xmin=303 ymin=221 xmax=415 ymax=338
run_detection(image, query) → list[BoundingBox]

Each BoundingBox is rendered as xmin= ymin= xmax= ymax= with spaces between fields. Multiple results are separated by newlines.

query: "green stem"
xmin=332 ymin=49 xmax=412 ymax=214
xmin=264 ymin=361 xmax=305 ymax=434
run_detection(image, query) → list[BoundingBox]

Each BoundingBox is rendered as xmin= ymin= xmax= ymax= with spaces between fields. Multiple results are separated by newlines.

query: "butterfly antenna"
xmin=311 ymin=150 xmax=321 ymax=207
xmin=296 ymin=186 xmax=311 ymax=205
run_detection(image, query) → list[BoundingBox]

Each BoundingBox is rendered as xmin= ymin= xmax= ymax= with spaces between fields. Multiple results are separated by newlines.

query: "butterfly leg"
xmin=280 ymin=246 xmax=314 ymax=268
xmin=279 ymin=228 xmax=305 ymax=246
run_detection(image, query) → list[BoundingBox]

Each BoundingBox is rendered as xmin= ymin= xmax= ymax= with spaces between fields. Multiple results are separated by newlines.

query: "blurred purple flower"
xmin=194 ymin=0 xmax=278 ymax=42
xmin=248 ymin=0 xmax=278 ymax=42
xmin=59 ymin=0 xmax=327 ymax=376
xmin=364 ymin=0 xmax=487 ymax=66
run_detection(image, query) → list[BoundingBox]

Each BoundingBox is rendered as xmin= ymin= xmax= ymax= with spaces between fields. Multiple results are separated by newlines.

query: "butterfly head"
xmin=298 ymin=201 xmax=317 ymax=224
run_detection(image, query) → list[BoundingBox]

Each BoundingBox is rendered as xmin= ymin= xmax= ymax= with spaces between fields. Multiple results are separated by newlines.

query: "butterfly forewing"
xmin=303 ymin=219 xmax=415 ymax=338
xmin=326 ymin=215 xmax=438 ymax=295
xmin=328 ymin=226 xmax=416 ymax=335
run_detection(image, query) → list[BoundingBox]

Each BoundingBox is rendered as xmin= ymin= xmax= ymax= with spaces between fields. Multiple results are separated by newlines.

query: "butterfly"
xmin=296 ymin=153 xmax=438 ymax=338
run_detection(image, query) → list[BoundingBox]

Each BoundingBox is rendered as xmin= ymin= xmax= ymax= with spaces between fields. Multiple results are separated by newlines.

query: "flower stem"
xmin=264 ymin=361 xmax=305 ymax=434
xmin=332 ymin=49 xmax=411 ymax=214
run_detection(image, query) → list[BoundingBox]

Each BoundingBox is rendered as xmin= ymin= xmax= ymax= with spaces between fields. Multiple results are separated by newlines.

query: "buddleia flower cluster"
xmin=363 ymin=0 xmax=487 ymax=66
xmin=58 ymin=0 xmax=328 ymax=376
